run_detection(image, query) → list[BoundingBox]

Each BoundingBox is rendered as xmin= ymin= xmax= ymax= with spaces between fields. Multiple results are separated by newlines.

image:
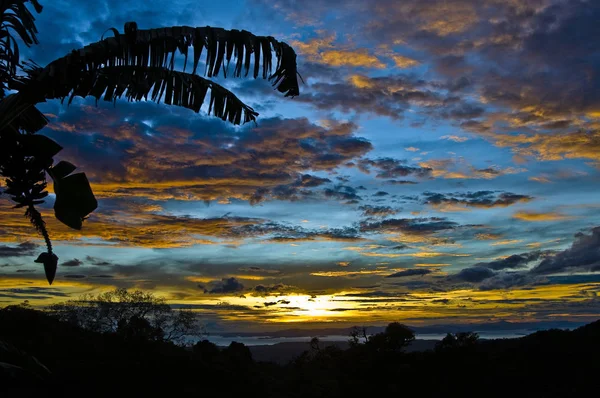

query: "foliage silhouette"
xmin=348 ymin=325 xmax=368 ymax=347
xmin=0 ymin=1 xmax=300 ymax=284
xmin=0 ymin=305 xmax=599 ymax=397
xmin=435 ymin=331 xmax=479 ymax=352
xmin=364 ymin=322 xmax=415 ymax=352
xmin=49 ymin=288 xmax=202 ymax=345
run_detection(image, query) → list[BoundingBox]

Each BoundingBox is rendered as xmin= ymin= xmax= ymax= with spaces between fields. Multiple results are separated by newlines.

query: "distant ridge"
xmin=212 ymin=320 xmax=587 ymax=338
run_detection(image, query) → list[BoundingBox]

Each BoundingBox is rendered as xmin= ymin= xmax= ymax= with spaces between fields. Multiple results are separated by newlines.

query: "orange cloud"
xmin=419 ymin=158 xmax=526 ymax=180
xmin=491 ymin=130 xmax=600 ymax=163
xmin=529 ymin=176 xmax=552 ymax=183
xmin=320 ymin=50 xmax=386 ymax=68
xmin=290 ymin=35 xmax=385 ymax=68
xmin=0 ymin=199 xmax=256 ymax=248
xmin=414 ymin=263 xmax=451 ymax=267
xmin=390 ymin=54 xmax=420 ymax=68
xmin=512 ymin=211 xmax=572 ymax=222
xmin=490 ymin=239 xmax=523 ymax=246
xmin=310 ymin=269 xmax=392 ymax=277
xmin=475 ymin=233 xmax=503 ymax=240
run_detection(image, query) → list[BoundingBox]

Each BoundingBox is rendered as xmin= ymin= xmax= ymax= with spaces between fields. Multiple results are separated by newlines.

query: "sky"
xmin=2 ymin=0 xmax=600 ymax=332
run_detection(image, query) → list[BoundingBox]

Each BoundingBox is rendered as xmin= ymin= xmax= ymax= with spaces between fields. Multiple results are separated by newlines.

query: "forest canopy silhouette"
xmin=1 ymin=302 xmax=600 ymax=397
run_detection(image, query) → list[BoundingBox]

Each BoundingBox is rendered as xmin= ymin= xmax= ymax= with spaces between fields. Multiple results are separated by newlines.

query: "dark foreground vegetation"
xmin=1 ymin=302 xmax=599 ymax=397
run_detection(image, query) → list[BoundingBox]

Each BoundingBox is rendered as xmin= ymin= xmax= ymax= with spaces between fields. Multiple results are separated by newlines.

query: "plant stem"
xmin=26 ymin=204 xmax=52 ymax=254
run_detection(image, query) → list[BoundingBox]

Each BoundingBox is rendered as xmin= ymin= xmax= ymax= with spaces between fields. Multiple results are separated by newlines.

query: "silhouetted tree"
xmin=192 ymin=339 xmax=220 ymax=362
xmin=223 ymin=341 xmax=253 ymax=365
xmin=310 ymin=336 xmax=321 ymax=352
xmin=49 ymin=288 xmax=202 ymax=344
xmin=348 ymin=326 xmax=369 ymax=347
xmin=0 ymin=1 xmax=301 ymax=284
xmin=435 ymin=331 xmax=479 ymax=352
xmin=116 ymin=315 xmax=163 ymax=342
xmin=366 ymin=322 xmax=415 ymax=352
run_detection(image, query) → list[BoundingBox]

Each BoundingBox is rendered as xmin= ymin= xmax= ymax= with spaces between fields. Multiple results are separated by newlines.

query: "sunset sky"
xmin=2 ymin=0 xmax=600 ymax=332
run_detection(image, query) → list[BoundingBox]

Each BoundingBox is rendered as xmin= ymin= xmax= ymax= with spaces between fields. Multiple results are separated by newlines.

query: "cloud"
xmin=532 ymin=227 xmax=600 ymax=275
xmin=253 ymin=284 xmax=295 ymax=296
xmin=423 ymin=191 xmax=533 ymax=210
xmin=358 ymin=157 xmax=432 ymax=179
xmin=42 ymin=102 xmax=372 ymax=204
xmin=320 ymin=50 xmax=386 ymax=68
xmin=62 ymin=259 xmax=83 ymax=267
xmin=237 ymin=267 xmax=281 ymax=275
xmin=491 ymin=130 xmax=600 ymax=164
xmin=386 ymin=180 xmax=418 ymax=185
xmin=389 ymin=54 xmax=420 ymax=68
xmin=256 ymin=0 xmax=600 ymax=152
xmin=419 ymin=159 xmax=526 ymax=180
xmin=0 ymin=242 xmax=37 ymax=257
xmin=200 ymin=277 xmax=245 ymax=294
xmin=490 ymin=240 xmax=523 ymax=246
xmin=0 ymin=200 xmax=265 ymax=248
xmin=63 ymin=274 xmax=87 ymax=279
xmin=290 ymin=34 xmax=386 ymax=68
xmin=452 ymin=266 xmax=495 ymax=283
xmin=310 ymin=269 xmax=391 ymax=278
xmin=479 ymin=273 xmax=542 ymax=291
xmin=474 ymin=251 xmax=550 ymax=271
xmin=359 ymin=205 xmax=400 ymax=218
xmin=292 ymin=73 xmax=460 ymax=120
xmin=324 ymin=185 xmax=363 ymax=203
xmin=386 ymin=269 xmax=432 ymax=278
xmin=441 ymin=135 xmax=469 ymax=142
xmin=513 ymin=211 xmax=572 ymax=222
xmin=475 ymin=233 xmax=503 ymax=241
xmin=360 ymin=217 xmax=457 ymax=235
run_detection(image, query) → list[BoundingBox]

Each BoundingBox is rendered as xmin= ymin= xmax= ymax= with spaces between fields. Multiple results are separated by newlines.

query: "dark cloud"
xmin=298 ymin=174 xmax=332 ymax=187
xmin=386 ymin=180 xmax=418 ymax=185
xmin=453 ymin=267 xmax=495 ymax=283
xmin=85 ymin=256 xmax=112 ymax=266
xmin=0 ymin=242 xmax=37 ymax=257
xmin=475 ymin=251 xmax=551 ymax=271
xmin=532 ymin=227 xmax=600 ymax=275
xmin=232 ymin=220 xmax=362 ymax=243
xmin=479 ymin=272 xmax=543 ymax=291
xmin=62 ymin=259 xmax=83 ymax=267
xmin=200 ymin=277 xmax=245 ymax=294
xmin=373 ymin=191 xmax=390 ymax=197
xmin=386 ymin=269 xmax=432 ymax=278
xmin=253 ymin=283 xmax=294 ymax=296
xmin=324 ymin=185 xmax=363 ymax=202
xmin=360 ymin=217 xmax=457 ymax=235
xmin=423 ymin=191 xmax=533 ymax=209
xmin=238 ymin=267 xmax=281 ymax=274
xmin=359 ymin=205 xmax=400 ymax=218
xmin=63 ymin=274 xmax=87 ymax=279
xmin=290 ymin=73 xmax=464 ymax=120
xmin=0 ymin=287 xmax=70 ymax=298
xmin=441 ymin=103 xmax=485 ymax=120
xmin=358 ymin=157 xmax=432 ymax=179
